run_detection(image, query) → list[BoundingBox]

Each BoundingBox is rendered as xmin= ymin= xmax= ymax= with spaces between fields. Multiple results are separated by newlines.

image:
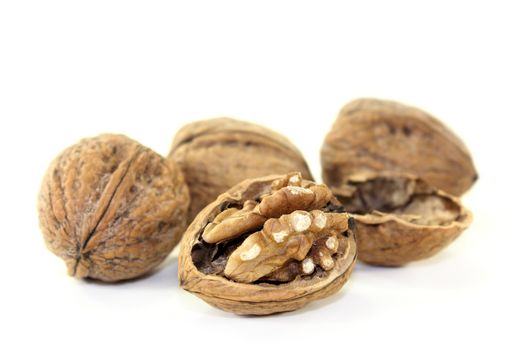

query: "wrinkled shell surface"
xmin=169 ymin=118 xmax=313 ymax=221
xmin=338 ymin=174 xmax=472 ymax=266
xmin=38 ymin=134 xmax=189 ymax=282
xmin=321 ymin=98 xmax=478 ymax=197
xmin=178 ymin=173 xmax=357 ymax=315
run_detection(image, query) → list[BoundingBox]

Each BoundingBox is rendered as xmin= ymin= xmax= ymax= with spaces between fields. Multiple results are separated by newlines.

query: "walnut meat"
xmin=38 ymin=134 xmax=189 ymax=282
xmin=169 ymin=118 xmax=313 ymax=221
xmin=178 ymin=173 xmax=357 ymax=315
xmin=336 ymin=174 xmax=472 ymax=266
xmin=321 ymin=98 xmax=478 ymax=197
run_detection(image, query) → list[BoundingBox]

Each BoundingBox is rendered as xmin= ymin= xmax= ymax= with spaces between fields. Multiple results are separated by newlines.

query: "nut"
xmin=178 ymin=172 xmax=357 ymax=315
xmin=37 ymin=134 xmax=189 ymax=282
xmin=338 ymin=174 xmax=472 ymax=266
xmin=169 ymin=118 xmax=313 ymax=222
xmin=321 ymin=98 xmax=478 ymax=197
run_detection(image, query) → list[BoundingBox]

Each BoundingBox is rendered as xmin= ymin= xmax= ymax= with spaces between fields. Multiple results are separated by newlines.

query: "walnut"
xmin=321 ymin=98 xmax=476 ymax=265
xmin=169 ymin=118 xmax=313 ymax=222
xmin=178 ymin=172 xmax=357 ymax=315
xmin=337 ymin=174 xmax=472 ymax=266
xmin=321 ymin=98 xmax=478 ymax=197
xmin=37 ymin=134 xmax=189 ymax=282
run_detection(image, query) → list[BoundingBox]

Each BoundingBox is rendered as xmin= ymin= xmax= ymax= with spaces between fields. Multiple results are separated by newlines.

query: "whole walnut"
xmin=179 ymin=172 xmax=357 ymax=315
xmin=169 ymin=118 xmax=313 ymax=222
xmin=38 ymin=134 xmax=189 ymax=282
xmin=321 ymin=99 xmax=476 ymax=266
xmin=321 ymin=98 xmax=477 ymax=197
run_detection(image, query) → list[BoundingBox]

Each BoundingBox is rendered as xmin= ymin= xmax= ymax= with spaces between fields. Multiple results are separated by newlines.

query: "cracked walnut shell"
xmin=178 ymin=172 xmax=357 ymax=315
xmin=38 ymin=134 xmax=189 ymax=282
xmin=336 ymin=174 xmax=472 ymax=266
xmin=321 ymin=98 xmax=478 ymax=197
xmin=169 ymin=118 xmax=313 ymax=221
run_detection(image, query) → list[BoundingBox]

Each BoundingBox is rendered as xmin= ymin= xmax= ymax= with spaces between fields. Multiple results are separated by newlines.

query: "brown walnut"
xmin=169 ymin=118 xmax=313 ymax=222
xmin=334 ymin=173 xmax=472 ymax=266
xmin=38 ymin=134 xmax=189 ymax=282
xmin=178 ymin=172 xmax=357 ymax=315
xmin=321 ymin=98 xmax=478 ymax=197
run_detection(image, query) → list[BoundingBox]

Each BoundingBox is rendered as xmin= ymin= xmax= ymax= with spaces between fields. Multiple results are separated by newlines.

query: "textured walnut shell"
xmin=169 ymin=118 xmax=313 ymax=221
xmin=321 ymin=98 xmax=478 ymax=197
xmin=38 ymin=134 xmax=189 ymax=282
xmin=178 ymin=173 xmax=357 ymax=315
xmin=337 ymin=174 xmax=472 ymax=266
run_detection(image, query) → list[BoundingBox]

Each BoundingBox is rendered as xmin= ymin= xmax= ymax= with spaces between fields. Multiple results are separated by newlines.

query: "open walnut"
xmin=321 ymin=98 xmax=476 ymax=266
xmin=334 ymin=173 xmax=472 ymax=266
xmin=178 ymin=173 xmax=357 ymax=315
xmin=321 ymin=98 xmax=478 ymax=197
xmin=169 ymin=118 xmax=313 ymax=222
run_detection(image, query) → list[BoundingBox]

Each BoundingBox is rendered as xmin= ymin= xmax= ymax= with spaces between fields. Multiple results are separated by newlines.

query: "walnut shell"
xmin=169 ymin=118 xmax=313 ymax=221
xmin=178 ymin=173 xmax=357 ymax=315
xmin=321 ymin=98 xmax=478 ymax=197
xmin=38 ymin=134 xmax=189 ymax=282
xmin=334 ymin=173 xmax=472 ymax=266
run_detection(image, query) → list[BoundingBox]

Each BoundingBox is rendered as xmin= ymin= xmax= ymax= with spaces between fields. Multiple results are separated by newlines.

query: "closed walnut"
xmin=169 ymin=118 xmax=313 ymax=222
xmin=321 ymin=98 xmax=478 ymax=197
xmin=178 ymin=172 xmax=357 ymax=315
xmin=38 ymin=134 xmax=189 ymax=282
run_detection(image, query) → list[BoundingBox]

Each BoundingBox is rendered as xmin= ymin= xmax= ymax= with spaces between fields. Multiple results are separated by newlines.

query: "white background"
xmin=1 ymin=1 xmax=523 ymax=349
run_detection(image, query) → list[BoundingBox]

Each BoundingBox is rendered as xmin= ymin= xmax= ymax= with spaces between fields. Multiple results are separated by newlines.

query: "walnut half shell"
xmin=334 ymin=173 xmax=472 ymax=266
xmin=321 ymin=98 xmax=478 ymax=197
xmin=178 ymin=173 xmax=357 ymax=315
